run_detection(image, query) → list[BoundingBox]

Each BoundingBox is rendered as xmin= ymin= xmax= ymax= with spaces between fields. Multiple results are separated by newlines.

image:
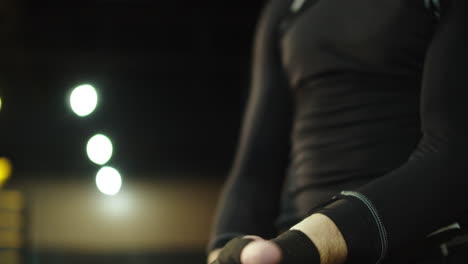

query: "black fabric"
xmin=210 ymin=0 xmax=468 ymax=263
xmin=272 ymin=230 xmax=321 ymax=264
xmin=319 ymin=198 xmax=382 ymax=263
xmin=213 ymin=237 xmax=254 ymax=264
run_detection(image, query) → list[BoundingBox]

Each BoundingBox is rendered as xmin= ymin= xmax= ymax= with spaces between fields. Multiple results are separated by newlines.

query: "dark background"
xmin=0 ymin=1 xmax=266 ymax=263
xmin=1 ymin=0 xmax=264 ymax=177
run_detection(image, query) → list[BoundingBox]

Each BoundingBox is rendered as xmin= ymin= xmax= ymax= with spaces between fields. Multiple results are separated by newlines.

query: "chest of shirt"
xmin=280 ymin=0 xmax=437 ymax=87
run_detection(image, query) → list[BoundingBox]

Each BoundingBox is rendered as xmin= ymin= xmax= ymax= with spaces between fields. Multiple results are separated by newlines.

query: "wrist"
xmin=290 ymin=213 xmax=348 ymax=264
xmin=272 ymin=229 xmax=321 ymax=263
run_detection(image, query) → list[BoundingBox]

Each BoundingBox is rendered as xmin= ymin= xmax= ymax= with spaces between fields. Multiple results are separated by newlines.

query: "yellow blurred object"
xmin=0 ymin=212 xmax=22 ymax=229
xmin=0 ymin=157 xmax=12 ymax=187
xmin=0 ymin=230 xmax=22 ymax=249
xmin=0 ymin=190 xmax=24 ymax=264
xmin=0 ymin=96 xmax=2 ymax=111
xmin=0 ymin=249 xmax=21 ymax=264
xmin=0 ymin=191 xmax=23 ymax=211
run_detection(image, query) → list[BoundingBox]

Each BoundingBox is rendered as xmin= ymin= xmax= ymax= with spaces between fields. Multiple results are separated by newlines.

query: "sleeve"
xmin=206 ymin=0 xmax=294 ymax=252
xmin=315 ymin=0 xmax=468 ymax=262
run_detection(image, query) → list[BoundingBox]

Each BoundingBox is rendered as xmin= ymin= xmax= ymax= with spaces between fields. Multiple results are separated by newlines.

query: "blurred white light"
xmin=70 ymin=84 xmax=98 ymax=117
xmin=87 ymin=134 xmax=113 ymax=165
xmin=96 ymin=166 xmax=122 ymax=196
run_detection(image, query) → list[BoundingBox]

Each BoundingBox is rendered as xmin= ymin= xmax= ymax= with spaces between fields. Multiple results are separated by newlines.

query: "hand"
xmin=211 ymin=213 xmax=347 ymax=264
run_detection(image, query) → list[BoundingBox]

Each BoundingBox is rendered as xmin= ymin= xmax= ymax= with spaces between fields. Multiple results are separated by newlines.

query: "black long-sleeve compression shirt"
xmin=209 ymin=0 xmax=468 ymax=262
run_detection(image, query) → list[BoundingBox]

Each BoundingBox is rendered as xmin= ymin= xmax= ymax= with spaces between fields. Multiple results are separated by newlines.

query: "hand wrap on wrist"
xmin=213 ymin=230 xmax=320 ymax=264
xmin=272 ymin=230 xmax=321 ymax=264
xmin=213 ymin=237 xmax=254 ymax=264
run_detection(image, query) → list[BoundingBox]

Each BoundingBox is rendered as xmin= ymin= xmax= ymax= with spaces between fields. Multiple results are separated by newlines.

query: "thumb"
xmin=240 ymin=240 xmax=282 ymax=264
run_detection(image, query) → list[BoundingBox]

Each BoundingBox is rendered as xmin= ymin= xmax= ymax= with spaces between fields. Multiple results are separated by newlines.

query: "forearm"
xmin=290 ymin=213 xmax=348 ymax=264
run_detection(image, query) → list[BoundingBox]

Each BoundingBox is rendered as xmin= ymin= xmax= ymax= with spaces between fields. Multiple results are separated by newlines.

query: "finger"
xmin=208 ymin=248 xmax=223 ymax=264
xmin=240 ymin=240 xmax=282 ymax=264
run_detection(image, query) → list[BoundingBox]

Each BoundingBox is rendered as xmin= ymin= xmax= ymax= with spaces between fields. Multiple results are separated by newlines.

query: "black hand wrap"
xmin=212 ymin=237 xmax=254 ymax=264
xmin=213 ymin=230 xmax=320 ymax=264
xmin=272 ymin=230 xmax=321 ymax=264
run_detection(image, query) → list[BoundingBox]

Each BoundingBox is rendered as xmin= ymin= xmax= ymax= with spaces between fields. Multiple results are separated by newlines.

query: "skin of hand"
xmin=208 ymin=214 xmax=348 ymax=264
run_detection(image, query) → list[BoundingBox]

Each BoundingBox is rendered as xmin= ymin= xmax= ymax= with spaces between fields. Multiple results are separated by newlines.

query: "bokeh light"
xmin=86 ymin=134 xmax=113 ymax=165
xmin=0 ymin=96 xmax=2 ymax=112
xmin=0 ymin=157 xmax=12 ymax=187
xmin=96 ymin=166 xmax=122 ymax=196
xmin=70 ymin=84 xmax=98 ymax=117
